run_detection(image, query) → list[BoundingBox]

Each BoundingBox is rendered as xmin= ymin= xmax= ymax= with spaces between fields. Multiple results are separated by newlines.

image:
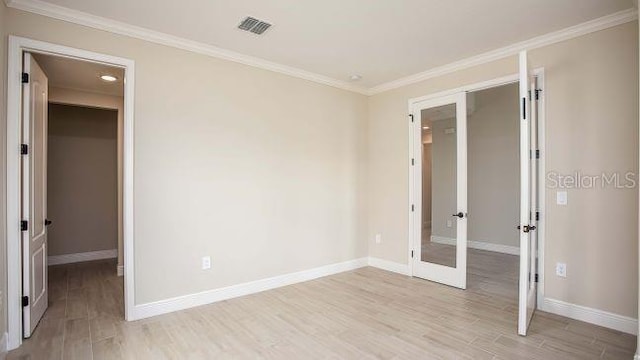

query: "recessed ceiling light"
xmin=350 ymin=75 xmax=362 ymax=81
xmin=100 ymin=75 xmax=117 ymax=82
xmin=423 ymin=126 xmax=430 ymax=129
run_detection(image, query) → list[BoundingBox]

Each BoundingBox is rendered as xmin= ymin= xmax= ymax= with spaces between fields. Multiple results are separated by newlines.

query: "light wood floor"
xmin=8 ymin=257 xmax=636 ymax=359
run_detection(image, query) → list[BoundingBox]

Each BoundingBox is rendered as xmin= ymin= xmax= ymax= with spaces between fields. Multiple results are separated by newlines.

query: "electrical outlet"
xmin=556 ymin=262 xmax=567 ymax=277
xmin=375 ymin=234 xmax=382 ymax=244
xmin=202 ymin=256 xmax=211 ymax=270
xmin=446 ymin=220 xmax=453 ymax=228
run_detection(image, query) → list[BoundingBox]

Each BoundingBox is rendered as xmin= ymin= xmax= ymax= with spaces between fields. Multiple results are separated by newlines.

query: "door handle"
xmin=452 ymin=212 xmax=464 ymax=218
xmin=517 ymin=225 xmax=536 ymax=233
xmin=45 ymin=219 xmax=52 ymax=226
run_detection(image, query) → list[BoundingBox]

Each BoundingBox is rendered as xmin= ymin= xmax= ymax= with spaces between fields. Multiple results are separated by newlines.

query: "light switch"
xmin=556 ymin=262 xmax=567 ymax=277
xmin=556 ymin=191 xmax=568 ymax=205
xmin=202 ymin=256 xmax=211 ymax=270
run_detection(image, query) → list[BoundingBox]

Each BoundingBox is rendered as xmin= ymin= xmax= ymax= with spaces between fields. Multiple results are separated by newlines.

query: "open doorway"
xmin=22 ymin=53 xmax=124 ymax=339
xmin=410 ymin=66 xmax=544 ymax=336
xmin=6 ymin=37 xmax=135 ymax=350
xmin=420 ymin=82 xmax=522 ymax=298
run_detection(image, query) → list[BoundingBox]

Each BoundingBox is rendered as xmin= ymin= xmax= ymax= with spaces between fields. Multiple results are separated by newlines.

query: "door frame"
xmin=6 ymin=35 xmax=136 ymax=350
xmin=407 ymin=69 xmax=546 ymax=304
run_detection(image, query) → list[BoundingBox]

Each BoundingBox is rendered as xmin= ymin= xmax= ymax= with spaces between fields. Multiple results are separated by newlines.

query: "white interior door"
xmin=518 ymin=50 xmax=538 ymax=336
xmin=412 ymin=92 xmax=467 ymax=289
xmin=22 ymin=53 xmax=49 ymax=338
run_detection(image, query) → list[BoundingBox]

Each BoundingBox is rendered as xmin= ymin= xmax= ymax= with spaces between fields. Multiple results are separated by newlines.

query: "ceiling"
xmin=25 ymin=0 xmax=635 ymax=89
xmin=33 ymin=53 xmax=124 ymax=96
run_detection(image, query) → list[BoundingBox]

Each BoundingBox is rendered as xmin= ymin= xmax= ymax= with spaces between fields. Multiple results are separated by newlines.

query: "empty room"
xmin=0 ymin=1 xmax=639 ymax=359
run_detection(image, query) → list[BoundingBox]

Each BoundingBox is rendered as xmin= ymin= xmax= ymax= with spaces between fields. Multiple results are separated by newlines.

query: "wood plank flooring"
xmin=8 ymin=256 xmax=636 ymax=359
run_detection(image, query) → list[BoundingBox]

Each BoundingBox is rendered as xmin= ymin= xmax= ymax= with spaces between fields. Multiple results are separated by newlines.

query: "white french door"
xmin=22 ymin=53 xmax=49 ymax=338
xmin=518 ymin=50 xmax=539 ymax=336
xmin=411 ymin=92 xmax=468 ymax=289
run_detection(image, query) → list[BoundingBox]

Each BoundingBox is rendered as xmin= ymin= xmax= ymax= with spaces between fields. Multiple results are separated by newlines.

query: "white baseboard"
xmin=540 ymin=297 xmax=638 ymax=335
xmin=368 ymin=257 xmax=410 ymax=275
xmin=117 ymin=265 xmax=124 ymax=277
xmin=132 ymin=257 xmax=368 ymax=320
xmin=635 ymin=353 xmax=640 ymax=360
xmin=48 ymin=249 xmax=117 ymax=266
xmin=431 ymin=236 xmax=520 ymax=256
xmin=0 ymin=332 xmax=7 ymax=360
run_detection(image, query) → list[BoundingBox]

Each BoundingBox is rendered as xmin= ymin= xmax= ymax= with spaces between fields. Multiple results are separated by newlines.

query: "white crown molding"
xmin=4 ymin=0 xmax=370 ymax=95
xmin=368 ymin=8 xmax=638 ymax=95
xmin=132 ymin=257 xmax=368 ymax=320
xmin=5 ymin=0 xmax=636 ymax=96
xmin=540 ymin=297 xmax=638 ymax=335
xmin=48 ymin=249 xmax=117 ymax=265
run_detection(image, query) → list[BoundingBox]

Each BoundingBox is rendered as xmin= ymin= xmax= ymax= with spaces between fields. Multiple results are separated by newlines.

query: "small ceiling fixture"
xmin=350 ymin=74 xmax=362 ymax=81
xmin=238 ymin=16 xmax=272 ymax=35
xmin=100 ymin=74 xmax=118 ymax=82
xmin=423 ymin=126 xmax=430 ymax=129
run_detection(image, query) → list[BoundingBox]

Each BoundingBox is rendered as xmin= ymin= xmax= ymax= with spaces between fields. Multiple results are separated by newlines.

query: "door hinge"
xmin=411 ymin=250 xmax=414 ymax=258
xmin=534 ymin=273 xmax=539 ymax=283
xmin=21 ymin=144 xmax=28 ymax=155
xmin=536 ymin=211 xmax=540 ymax=221
xmin=535 ymin=149 xmax=540 ymax=159
xmin=411 ymin=204 xmax=414 ymax=212
xmin=22 ymin=296 xmax=29 ymax=307
xmin=409 ymin=114 xmax=414 ymax=123
xmin=20 ymin=220 xmax=28 ymax=232
xmin=21 ymin=72 xmax=29 ymax=84
xmin=535 ymin=89 xmax=541 ymax=100
xmin=411 ymin=158 xmax=414 ymax=166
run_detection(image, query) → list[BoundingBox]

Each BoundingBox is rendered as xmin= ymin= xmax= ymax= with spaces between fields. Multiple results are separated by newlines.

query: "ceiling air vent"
xmin=238 ymin=16 xmax=272 ymax=35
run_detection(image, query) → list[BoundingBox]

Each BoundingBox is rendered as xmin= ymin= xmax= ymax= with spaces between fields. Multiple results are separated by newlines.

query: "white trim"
xmin=535 ymin=71 xmax=547 ymax=312
xmin=430 ymin=236 xmax=520 ymax=256
xmin=117 ymin=265 xmax=124 ymax=277
xmin=540 ymin=297 xmax=638 ymax=335
xmin=4 ymin=0 xmax=369 ymax=95
xmin=6 ymin=36 xmax=136 ymax=350
xmin=132 ymin=258 xmax=368 ymax=320
xmin=4 ymin=0 xmax=636 ymax=96
xmin=369 ymin=8 xmax=637 ymax=94
xmin=367 ymin=257 xmax=410 ymax=276
xmin=409 ymin=73 xmax=520 ymax=107
xmin=47 ymin=249 xmax=117 ymax=266
xmin=0 ymin=332 xmax=7 ymax=360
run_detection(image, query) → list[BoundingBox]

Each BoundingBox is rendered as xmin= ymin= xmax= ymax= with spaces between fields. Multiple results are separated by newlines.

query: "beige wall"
xmin=47 ymin=104 xmax=118 ymax=256
xmin=49 ymin=87 xmax=124 ymax=269
xmin=3 ymin=7 xmax=369 ymax=304
xmin=467 ymin=84 xmax=520 ymax=247
xmin=0 ymin=0 xmax=7 ymax=343
xmin=369 ymin=22 xmax=639 ymax=318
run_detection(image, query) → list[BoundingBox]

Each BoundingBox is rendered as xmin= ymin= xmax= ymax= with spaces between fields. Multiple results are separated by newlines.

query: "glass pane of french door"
xmin=421 ymin=103 xmax=457 ymax=268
